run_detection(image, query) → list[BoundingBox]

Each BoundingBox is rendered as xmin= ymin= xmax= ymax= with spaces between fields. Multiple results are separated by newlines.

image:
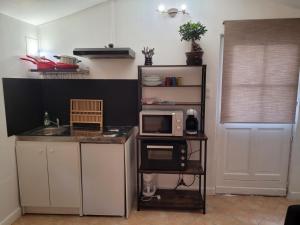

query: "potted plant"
xmin=179 ymin=21 xmax=207 ymax=65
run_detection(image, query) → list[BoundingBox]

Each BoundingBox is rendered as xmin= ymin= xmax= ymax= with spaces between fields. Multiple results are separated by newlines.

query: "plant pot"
xmin=185 ymin=51 xmax=203 ymax=66
xmin=144 ymin=57 xmax=153 ymax=66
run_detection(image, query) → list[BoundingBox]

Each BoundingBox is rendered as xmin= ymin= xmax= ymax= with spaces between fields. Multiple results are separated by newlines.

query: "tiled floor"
xmin=13 ymin=195 xmax=300 ymax=225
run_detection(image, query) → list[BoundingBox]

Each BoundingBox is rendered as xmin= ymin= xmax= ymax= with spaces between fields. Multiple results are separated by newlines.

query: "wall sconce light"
xmin=157 ymin=4 xmax=189 ymax=17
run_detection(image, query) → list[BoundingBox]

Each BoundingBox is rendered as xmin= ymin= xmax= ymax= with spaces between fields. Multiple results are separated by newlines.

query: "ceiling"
xmin=0 ymin=0 xmax=299 ymax=26
xmin=0 ymin=0 xmax=108 ymax=25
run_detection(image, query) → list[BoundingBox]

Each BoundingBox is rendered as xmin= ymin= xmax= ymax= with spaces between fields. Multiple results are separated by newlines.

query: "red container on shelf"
xmin=165 ymin=77 xmax=171 ymax=86
xmin=20 ymin=55 xmax=56 ymax=70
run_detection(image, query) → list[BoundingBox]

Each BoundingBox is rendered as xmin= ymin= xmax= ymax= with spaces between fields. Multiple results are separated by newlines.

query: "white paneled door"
xmin=216 ymin=124 xmax=292 ymax=196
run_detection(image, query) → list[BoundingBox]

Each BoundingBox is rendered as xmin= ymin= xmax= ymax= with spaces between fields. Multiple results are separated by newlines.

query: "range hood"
xmin=73 ymin=48 xmax=135 ymax=59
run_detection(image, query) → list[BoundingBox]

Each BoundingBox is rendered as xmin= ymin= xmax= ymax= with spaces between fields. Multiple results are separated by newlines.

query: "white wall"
xmin=289 ymin=127 xmax=300 ymax=199
xmin=0 ymin=13 xmax=37 ymax=225
xmin=38 ymin=0 xmax=300 ymax=194
xmin=288 ymin=84 xmax=300 ymax=199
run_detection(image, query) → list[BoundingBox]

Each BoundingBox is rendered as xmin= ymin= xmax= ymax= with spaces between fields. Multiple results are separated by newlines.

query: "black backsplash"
xmin=3 ymin=78 xmax=44 ymax=136
xmin=2 ymin=78 xmax=138 ymax=136
xmin=41 ymin=79 xmax=138 ymax=126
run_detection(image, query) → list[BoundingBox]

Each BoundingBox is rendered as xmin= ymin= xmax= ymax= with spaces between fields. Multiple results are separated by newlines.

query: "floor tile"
xmin=12 ymin=195 xmax=300 ymax=225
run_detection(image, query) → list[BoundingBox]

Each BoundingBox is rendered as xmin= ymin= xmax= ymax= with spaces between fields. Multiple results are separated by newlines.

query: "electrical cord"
xmin=188 ymin=150 xmax=200 ymax=160
xmin=188 ymin=140 xmax=200 ymax=160
xmin=184 ymin=175 xmax=196 ymax=187
xmin=173 ymin=174 xmax=183 ymax=190
xmin=173 ymin=174 xmax=197 ymax=189
xmin=173 ymin=141 xmax=200 ymax=189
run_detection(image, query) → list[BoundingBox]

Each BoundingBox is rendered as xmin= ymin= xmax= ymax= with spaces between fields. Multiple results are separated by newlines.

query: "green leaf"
xmin=179 ymin=21 xmax=207 ymax=41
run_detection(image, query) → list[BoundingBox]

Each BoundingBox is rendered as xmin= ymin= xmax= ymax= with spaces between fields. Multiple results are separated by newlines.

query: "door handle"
xmin=146 ymin=145 xmax=174 ymax=149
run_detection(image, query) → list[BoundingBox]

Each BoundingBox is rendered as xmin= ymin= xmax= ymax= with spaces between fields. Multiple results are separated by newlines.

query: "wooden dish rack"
xmin=70 ymin=99 xmax=103 ymax=128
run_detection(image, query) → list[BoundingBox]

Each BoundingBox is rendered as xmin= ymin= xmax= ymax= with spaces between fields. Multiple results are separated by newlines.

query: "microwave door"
xmin=141 ymin=115 xmax=172 ymax=136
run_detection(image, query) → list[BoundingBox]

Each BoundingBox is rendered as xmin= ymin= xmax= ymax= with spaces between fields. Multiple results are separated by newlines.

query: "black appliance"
xmin=141 ymin=140 xmax=187 ymax=171
xmin=186 ymin=109 xmax=198 ymax=135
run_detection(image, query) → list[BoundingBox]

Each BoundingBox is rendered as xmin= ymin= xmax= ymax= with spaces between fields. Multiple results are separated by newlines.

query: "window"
xmin=26 ymin=37 xmax=39 ymax=56
xmin=221 ymin=19 xmax=300 ymax=123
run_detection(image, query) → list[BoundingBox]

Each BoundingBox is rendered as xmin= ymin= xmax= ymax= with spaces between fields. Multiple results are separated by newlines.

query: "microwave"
xmin=141 ymin=140 xmax=187 ymax=170
xmin=139 ymin=110 xmax=183 ymax=136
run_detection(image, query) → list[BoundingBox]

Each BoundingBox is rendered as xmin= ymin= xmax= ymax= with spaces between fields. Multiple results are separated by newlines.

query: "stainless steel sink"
xmin=32 ymin=126 xmax=69 ymax=136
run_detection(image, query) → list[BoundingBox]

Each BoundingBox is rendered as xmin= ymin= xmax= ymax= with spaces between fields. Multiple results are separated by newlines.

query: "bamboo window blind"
xmin=221 ymin=19 xmax=300 ymax=123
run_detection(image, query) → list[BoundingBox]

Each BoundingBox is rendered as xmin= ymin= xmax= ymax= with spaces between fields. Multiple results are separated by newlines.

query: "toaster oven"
xmin=141 ymin=140 xmax=187 ymax=171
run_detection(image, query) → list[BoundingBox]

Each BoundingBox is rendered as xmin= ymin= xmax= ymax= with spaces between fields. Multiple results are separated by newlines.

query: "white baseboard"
xmin=287 ymin=192 xmax=300 ymax=200
xmin=216 ymin=186 xmax=286 ymax=196
xmin=23 ymin=206 xmax=80 ymax=215
xmin=0 ymin=207 xmax=21 ymax=225
xmin=206 ymin=187 xmax=216 ymax=195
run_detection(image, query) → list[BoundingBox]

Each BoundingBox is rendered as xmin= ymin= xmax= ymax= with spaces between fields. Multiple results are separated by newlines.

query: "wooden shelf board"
xmin=142 ymin=102 xmax=203 ymax=106
xmin=136 ymin=132 xmax=207 ymax=141
xmin=141 ymin=85 xmax=202 ymax=88
xmin=139 ymin=65 xmax=206 ymax=68
xmin=139 ymin=189 xmax=203 ymax=211
xmin=139 ymin=160 xmax=203 ymax=175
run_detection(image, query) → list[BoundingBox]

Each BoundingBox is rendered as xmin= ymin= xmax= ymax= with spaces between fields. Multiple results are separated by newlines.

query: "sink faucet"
xmin=43 ymin=112 xmax=60 ymax=128
xmin=49 ymin=118 xmax=60 ymax=128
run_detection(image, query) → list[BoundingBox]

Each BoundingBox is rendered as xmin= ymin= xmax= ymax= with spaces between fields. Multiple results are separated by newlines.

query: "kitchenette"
xmin=16 ymin=125 xmax=136 ymax=218
xmin=2 ymin=62 xmax=208 ymax=216
xmin=2 ymin=1 xmax=300 ymax=225
xmin=2 ymin=77 xmax=138 ymax=218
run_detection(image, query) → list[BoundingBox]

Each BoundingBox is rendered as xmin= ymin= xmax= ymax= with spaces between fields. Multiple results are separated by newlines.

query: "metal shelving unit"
xmin=136 ymin=65 xmax=208 ymax=213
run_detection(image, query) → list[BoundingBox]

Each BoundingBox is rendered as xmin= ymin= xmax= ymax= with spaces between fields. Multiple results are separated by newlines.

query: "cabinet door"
xmin=81 ymin=144 xmax=125 ymax=216
xmin=16 ymin=141 xmax=50 ymax=207
xmin=47 ymin=142 xmax=81 ymax=207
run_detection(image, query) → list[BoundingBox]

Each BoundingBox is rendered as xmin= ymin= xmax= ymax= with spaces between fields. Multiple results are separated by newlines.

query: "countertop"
xmin=17 ymin=126 xmax=135 ymax=144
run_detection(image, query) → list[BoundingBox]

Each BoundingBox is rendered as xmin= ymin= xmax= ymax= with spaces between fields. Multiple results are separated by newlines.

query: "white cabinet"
xmin=16 ymin=142 xmax=50 ymax=207
xmin=81 ymin=144 xmax=125 ymax=216
xmin=16 ymin=129 xmax=136 ymax=217
xmin=16 ymin=141 xmax=81 ymax=213
xmin=81 ymin=132 xmax=136 ymax=217
xmin=47 ymin=142 xmax=81 ymax=207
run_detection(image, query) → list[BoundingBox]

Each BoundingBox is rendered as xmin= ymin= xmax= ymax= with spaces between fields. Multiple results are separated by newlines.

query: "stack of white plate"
xmin=142 ymin=75 xmax=162 ymax=86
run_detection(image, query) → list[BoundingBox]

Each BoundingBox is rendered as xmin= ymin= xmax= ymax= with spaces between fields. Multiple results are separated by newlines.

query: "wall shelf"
xmin=30 ymin=69 xmax=89 ymax=76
